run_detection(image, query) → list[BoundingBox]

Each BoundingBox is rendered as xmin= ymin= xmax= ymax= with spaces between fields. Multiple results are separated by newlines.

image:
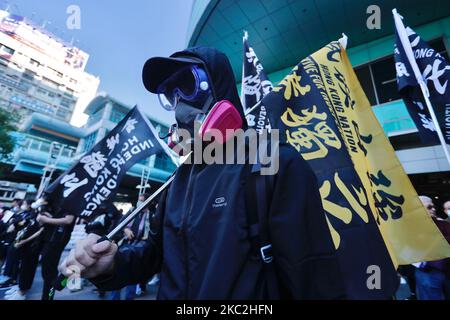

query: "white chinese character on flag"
xmin=60 ymin=173 xmax=88 ymax=198
xmin=122 ymin=118 xmax=138 ymax=134
xmin=80 ymin=151 xmax=107 ymax=178
xmin=106 ymin=134 xmax=120 ymax=155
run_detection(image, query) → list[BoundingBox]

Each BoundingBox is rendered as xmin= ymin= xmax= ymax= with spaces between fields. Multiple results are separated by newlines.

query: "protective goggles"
xmin=156 ymin=65 xmax=211 ymax=111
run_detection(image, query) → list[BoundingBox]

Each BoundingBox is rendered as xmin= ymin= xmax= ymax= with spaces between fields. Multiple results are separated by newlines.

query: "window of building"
xmin=83 ymin=131 xmax=98 ymax=153
xmin=354 ymin=66 xmax=377 ymax=105
xmin=354 ymin=37 xmax=449 ymax=106
xmin=56 ymin=108 xmax=69 ymax=120
xmin=12 ymin=62 xmax=22 ymax=70
xmin=371 ymin=56 xmax=400 ymax=104
xmin=110 ymin=109 xmax=125 ymax=123
xmin=6 ymin=73 xmax=19 ymax=80
xmin=60 ymin=98 xmax=74 ymax=108
xmin=48 ymin=66 xmax=63 ymax=78
xmin=0 ymin=58 xmax=7 ymax=68
xmin=42 ymin=77 xmax=60 ymax=89
xmin=0 ymin=44 xmax=14 ymax=55
xmin=30 ymin=58 xmax=40 ymax=67
xmin=23 ymin=69 xmax=36 ymax=81
xmin=37 ymin=88 xmax=47 ymax=95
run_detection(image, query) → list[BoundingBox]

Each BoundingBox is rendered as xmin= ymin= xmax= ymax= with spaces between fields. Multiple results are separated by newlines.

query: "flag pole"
xmin=393 ymin=9 xmax=450 ymax=166
xmin=241 ymin=30 xmax=248 ymax=112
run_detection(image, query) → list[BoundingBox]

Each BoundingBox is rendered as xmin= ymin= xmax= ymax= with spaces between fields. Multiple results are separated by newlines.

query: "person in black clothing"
xmin=0 ymin=200 xmax=25 ymax=288
xmin=85 ymin=203 xmax=121 ymax=298
xmin=60 ymin=47 xmax=345 ymax=300
xmin=5 ymin=194 xmax=75 ymax=300
xmin=85 ymin=203 xmax=121 ymax=237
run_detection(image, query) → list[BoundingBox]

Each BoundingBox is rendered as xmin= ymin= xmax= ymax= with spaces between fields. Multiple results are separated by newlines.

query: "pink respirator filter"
xmin=199 ymin=100 xmax=243 ymax=144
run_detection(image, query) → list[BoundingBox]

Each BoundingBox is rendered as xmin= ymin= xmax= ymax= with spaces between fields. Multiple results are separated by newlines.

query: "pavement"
xmin=0 ymin=266 xmax=158 ymax=300
xmin=0 ymin=247 xmax=411 ymax=300
xmin=1 ymin=270 xmax=411 ymax=300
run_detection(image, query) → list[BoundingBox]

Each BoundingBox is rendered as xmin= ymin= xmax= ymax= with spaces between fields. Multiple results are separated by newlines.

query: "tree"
xmin=0 ymin=107 xmax=17 ymax=161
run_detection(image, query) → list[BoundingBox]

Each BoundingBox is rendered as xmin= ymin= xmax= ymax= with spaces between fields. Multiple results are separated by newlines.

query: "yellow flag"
xmin=302 ymin=42 xmax=450 ymax=265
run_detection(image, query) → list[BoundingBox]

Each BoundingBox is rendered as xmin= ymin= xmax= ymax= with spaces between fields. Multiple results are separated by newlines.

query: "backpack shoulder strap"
xmin=246 ymin=163 xmax=280 ymax=299
xmin=245 ymin=163 xmax=274 ymax=263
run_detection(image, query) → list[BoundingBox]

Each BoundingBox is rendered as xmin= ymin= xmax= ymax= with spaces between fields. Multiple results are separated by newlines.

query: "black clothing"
xmin=93 ymin=47 xmax=344 ymax=299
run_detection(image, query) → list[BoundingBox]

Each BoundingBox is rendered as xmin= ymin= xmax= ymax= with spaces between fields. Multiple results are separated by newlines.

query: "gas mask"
xmin=157 ymin=65 xmax=242 ymax=154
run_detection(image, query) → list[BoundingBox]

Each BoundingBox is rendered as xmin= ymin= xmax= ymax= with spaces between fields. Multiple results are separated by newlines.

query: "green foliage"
xmin=0 ymin=107 xmax=18 ymax=160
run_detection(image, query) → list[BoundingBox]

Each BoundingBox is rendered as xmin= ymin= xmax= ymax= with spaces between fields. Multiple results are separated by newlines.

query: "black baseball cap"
xmin=142 ymin=54 xmax=205 ymax=94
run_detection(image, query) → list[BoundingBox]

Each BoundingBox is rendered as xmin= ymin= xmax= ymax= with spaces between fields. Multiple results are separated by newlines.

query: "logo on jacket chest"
xmin=212 ymin=196 xmax=227 ymax=208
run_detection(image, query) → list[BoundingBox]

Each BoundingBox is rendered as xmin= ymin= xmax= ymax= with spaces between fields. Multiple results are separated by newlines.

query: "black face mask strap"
xmin=201 ymin=94 xmax=215 ymax=113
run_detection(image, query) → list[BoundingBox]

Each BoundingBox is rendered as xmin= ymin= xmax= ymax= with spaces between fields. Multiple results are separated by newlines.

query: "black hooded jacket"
xmin=93 ymin=47 xmax=345 ymax=299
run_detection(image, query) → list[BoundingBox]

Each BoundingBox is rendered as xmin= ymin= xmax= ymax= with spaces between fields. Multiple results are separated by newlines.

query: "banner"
xmin=47 ymin=106 xmax=172 ymax=219
xmin=263 ymin=41 xmax=450 ymax=298
xmin=241 ymin=32 xmax=272 ymax=133
xmin=394 ymin=15 xmax=450 ymax=144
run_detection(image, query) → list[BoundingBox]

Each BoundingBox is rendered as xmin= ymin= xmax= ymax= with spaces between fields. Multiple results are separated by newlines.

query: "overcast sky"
xmin=3 ymin=0 xmax=195 ymax=126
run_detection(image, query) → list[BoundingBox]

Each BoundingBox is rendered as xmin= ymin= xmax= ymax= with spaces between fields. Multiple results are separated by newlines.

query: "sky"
xmin=2 ymin=0 xmax=195 ymax=126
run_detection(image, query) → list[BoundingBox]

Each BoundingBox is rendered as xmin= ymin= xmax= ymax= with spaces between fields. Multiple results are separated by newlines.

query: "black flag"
xmin=394 ymin=12 xmax=450 ymax=144
xmin=47 ymin=106 xmax=173 ymax=219
xmin=241 ymin=31 xmax=273 ymax=133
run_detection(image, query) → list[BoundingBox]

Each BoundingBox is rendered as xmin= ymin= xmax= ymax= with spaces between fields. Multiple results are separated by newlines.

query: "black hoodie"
xmin=93 ymin=47 xmax=345 ymax=299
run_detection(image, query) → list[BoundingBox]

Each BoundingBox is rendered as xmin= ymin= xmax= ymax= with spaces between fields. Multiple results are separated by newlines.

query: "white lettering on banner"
xmin=60 ymin=173 xmax=88 ymax=198
xmin=412 ymin=100 xmax=425 ymax=111
xmin=406 ymin=27 xmax=420 ymax=47
xmin=110 ymin=154 xmax=125 ymax=175
xmin=396 ymin=62 xmax=410 ymax=78
xmin=422 ymin=59 xmax=450 ymax=95
xmin=122 ymin=136 xmax=139 ymax=152
xmin=415 ymin=48 xmax=436 ymax=59
xmin=246 ymin=114 xmax=256 ymax=127
xmin=122 ymin=118 xmax=138 ymax=133
xmin=246 ymin=47 xmax=264 ymax=74
xmin=445 ymin=105 xmax=450 ymax=140
xmin=79 ymin=137 xmax=156 ymax=217
xmin=419 ymin=113 xmax=436 ymax=131
xmin=106 ymin=134 xmax=120 ymax=155
xmin=243 ymin=74 xmax=262 ymax=102
xmin=80 ymin=151 xmax=107 ymax=178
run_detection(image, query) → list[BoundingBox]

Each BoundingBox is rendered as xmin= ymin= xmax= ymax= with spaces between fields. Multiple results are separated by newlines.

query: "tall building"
xmin=0 ymin=9 xmax=99 ymax=126
xmin=187 ymin=0 xmax=450 ymax=203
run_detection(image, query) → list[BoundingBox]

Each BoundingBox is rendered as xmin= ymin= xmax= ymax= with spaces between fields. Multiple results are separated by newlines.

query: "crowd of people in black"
xmin=0 ymin=193 xmax=159 ymax=300
xmin=1 ymin=192 xmax=448 ymax=300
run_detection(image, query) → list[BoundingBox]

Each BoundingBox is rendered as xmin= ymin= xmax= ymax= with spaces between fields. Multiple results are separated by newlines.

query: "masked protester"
xmin=0 ymin=200 xmax=25 ymax=289
xmin=6 ymin=194 xmax=76 ymax=300
xmin=60 ymin=47 xmax=345 ymax=299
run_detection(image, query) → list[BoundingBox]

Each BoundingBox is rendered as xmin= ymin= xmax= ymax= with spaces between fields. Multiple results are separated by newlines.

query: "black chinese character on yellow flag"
xmin=281 ymin=106 xmax=341 ymax=160
xmin=272 ymin=66 xmax=311 ymax=100
xmin=334 ymin=67 xmax=356 ymax=109
xmin=320 ymin=172 xmax=369 ymax=249
xmin=367 ymin=170 xmax=405 ymax=223
xmin=352 ymin=120 xmax=373 ymax=155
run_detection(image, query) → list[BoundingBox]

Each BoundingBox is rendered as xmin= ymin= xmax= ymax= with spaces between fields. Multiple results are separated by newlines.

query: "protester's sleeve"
xmin=91 ymin=190 xmax=167 ymax=291
xmin=269 ymin=146 xmax=346 ymax=299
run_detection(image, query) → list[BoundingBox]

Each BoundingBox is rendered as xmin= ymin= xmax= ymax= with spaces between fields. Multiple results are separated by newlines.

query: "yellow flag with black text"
xmin=262 ymin=41 xmax=450 ymax=298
